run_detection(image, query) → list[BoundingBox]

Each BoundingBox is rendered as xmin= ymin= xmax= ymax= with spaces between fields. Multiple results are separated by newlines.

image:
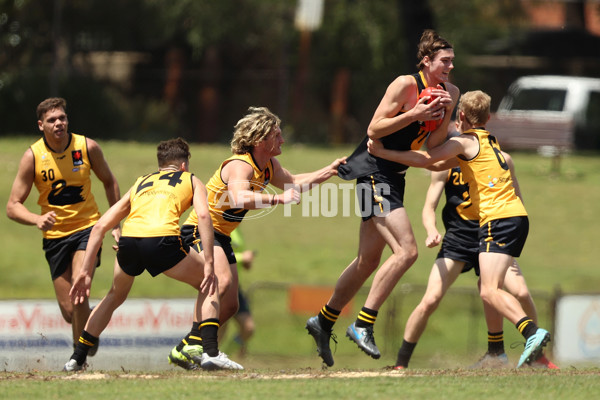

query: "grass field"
xmin=1 ymin=136 xmax=599 ymax=397
xmin=1 ymin=369 xmax=600 ymax=399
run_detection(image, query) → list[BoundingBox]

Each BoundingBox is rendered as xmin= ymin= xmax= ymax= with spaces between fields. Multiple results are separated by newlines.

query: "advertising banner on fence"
xmin=554 ymin=294 xmax=600 ymax=365
xmin=0 ymin=299 xmax=195 ymax=371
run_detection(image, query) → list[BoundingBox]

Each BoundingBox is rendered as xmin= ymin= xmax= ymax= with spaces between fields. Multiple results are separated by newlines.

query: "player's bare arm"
xmin=367 ymin=135 xmax=474 ymax=168
xmin=70 ymin=189 xmax=132 ymax=305
xmin=502 ymin=152 xmax=524 ymax=202
xmin=191 ymin=175 xmax=217 ymax=296
xmin=223 ymin=159 xmax=287 ymax=208
xmin=271 ymin=156 xmax=346 ymax=193
xmin=367 ymin=76 xmax=450 ymax=140
xmin=367 ymin=76 xmax=421 ymax=139
xmin=426 ymin=158 xmax=460 ymax=171
xmin=427 ymin=83 xmax=460 ymax=149
xmin=87 ymin=138 xmax=122 ymax=241
xmin=6 ymin=148 xmax=58 ymax=230
xmin=422 ymin=170 xmax=447 ymax=248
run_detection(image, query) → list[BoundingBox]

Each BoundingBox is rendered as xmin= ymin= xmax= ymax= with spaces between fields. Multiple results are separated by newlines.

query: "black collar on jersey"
xmin=43 ymin=132 xmax=72 ymax=154
xmin=414 ymin=70 xmax=447 ymax=94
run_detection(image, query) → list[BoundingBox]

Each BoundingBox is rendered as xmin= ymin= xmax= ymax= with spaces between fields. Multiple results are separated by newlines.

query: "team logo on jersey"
xmin=48 ymin=180 xmax=85 ymax=205
xmin=72 ymin=150 xmax=83 ymax=166
xmin=264 ymin=167 xmax=271 ymax=185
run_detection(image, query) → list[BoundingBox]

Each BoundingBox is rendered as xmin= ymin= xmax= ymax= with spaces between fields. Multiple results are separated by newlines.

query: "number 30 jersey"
xmin=122 ymin=170 xmax=194 ymax=237
xmin=457 ymin=128 xmax=527 ymax=226
xmin=31 ymin=133 xmax=100 ymax=239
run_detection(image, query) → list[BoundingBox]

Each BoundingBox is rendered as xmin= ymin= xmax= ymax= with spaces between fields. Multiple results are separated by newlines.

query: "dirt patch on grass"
xmin=1 ymin=367 xmax=596 ymax=381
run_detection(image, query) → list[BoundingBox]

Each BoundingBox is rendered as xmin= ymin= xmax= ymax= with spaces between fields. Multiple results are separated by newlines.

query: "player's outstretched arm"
xmin=70 ymin=190 xmax=131 ymax=305
xmin=269 ymin=156 xmax=347 ymax=193
xmin=367 ymin=136 xmax=465 ymax=169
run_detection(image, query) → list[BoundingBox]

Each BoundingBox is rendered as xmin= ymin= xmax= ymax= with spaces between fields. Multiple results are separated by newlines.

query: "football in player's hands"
xmin=419 ymin=87 xmax=443 ymax=132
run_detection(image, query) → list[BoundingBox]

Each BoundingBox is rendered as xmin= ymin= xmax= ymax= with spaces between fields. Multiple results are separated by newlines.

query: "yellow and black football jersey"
xmin=122 ymin=170 xmax=194 ymax=237
xmin=442 ymin=166 xmax=479 ymax=229
xmin=31 ymin=133 xmax=100 ymax=239
xmin=184 ymin=153 xmax=273 ymax=237
xmin=458 ymin=129 xmax=527 ymax=226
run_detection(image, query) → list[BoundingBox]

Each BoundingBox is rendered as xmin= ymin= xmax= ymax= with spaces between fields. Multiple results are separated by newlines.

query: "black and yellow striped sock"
xmin=355 ymin=307 xmax=378 ymax=328
xmin=176 ymin=321 xmax=201 ymax=351
xmin=487 ymin=331 xmax=505 ymax=354
xmin=72 ymin=330 xmax=98 ymax=365
xmin=318 ymin=305 xmax=340 ymax=332
xmin=516 ymin=317 xmax=538 ymax=340
xmin=200 ymin=318 xmax=220 ymax=357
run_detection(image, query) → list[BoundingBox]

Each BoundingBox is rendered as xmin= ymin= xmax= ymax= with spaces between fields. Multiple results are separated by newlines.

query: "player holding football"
xmin=305 ymin=29 xmax=459 ymax=366
xmin=367 ymin=90 xmax=552 ymax=368
xmin=6 ymin=97 xmax=121 ymax=356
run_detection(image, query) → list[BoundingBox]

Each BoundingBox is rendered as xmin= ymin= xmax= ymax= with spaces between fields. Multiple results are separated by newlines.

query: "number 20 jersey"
xmin=122 ymin=170 xmax=194 ymax=237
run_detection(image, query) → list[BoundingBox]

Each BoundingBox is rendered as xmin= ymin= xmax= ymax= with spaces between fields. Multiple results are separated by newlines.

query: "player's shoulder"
xmin=269 ymin=156 xmax=281 ymax=169
xmin=500 ymin=150 xmax=512 ymax=162
xmin=444 ymin=82 xmax=460 ymax=99
xmin=390 ymin=74 xmax=417 ymax=89
xmin=227 ymin=156 xmax=255 ymax=171
xmin=81 ymin=134 xmax=100 ymax=150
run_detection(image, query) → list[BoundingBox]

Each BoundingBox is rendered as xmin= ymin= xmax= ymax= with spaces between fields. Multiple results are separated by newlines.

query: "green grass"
xmin=1 ymin=369 xmax=599 ymax=400
xmin=1 ymin=136 xmax=599 ymax=377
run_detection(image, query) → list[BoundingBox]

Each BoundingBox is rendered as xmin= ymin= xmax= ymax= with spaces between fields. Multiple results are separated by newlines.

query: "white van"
xmin=488 ymin=75 xmax=600 ymax=151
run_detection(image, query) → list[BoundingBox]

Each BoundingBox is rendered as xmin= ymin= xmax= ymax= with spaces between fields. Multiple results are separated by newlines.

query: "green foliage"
xmin=0 ymin=70 xmax=178 ymax=139
xmin=430 ymin=0 xmax=527 ymax=53
xmin=2 ymin=0 xmax=544 ymax=143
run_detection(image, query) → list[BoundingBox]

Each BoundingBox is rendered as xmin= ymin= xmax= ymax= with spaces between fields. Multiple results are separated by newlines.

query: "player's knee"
xmin=61 ymin=310 xmax=73 ymax=324
xmin=390 ymin=247 xmax=418 ymax=268
xmin=420 ymin=296 xmax=442 ymax=314
xmin=57 ymin=301 xmax=74 ymax=323
xmin=479 ymin=285 xmax=497 ymax=305
xmin=406 ymin=246 xmax=418 ymax=265
xmin=244 ymin=321 xmax=255 ymax=338
xmin=103 ymin=287 xmax=129 ymax=309
xmin=218 ymin=274 xmax=234 ymax=294
xmin=513 ymin=290 xmax=532 ymax=306
xmin=356 ymin=255 xmax=381 ymax=273
xmin=221 ymin=292 xmax=239 ymax=321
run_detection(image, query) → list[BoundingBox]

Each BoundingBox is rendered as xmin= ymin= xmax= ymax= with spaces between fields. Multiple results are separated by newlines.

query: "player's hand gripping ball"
xmin=420 ymin=87 xmax=443 ymax=132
